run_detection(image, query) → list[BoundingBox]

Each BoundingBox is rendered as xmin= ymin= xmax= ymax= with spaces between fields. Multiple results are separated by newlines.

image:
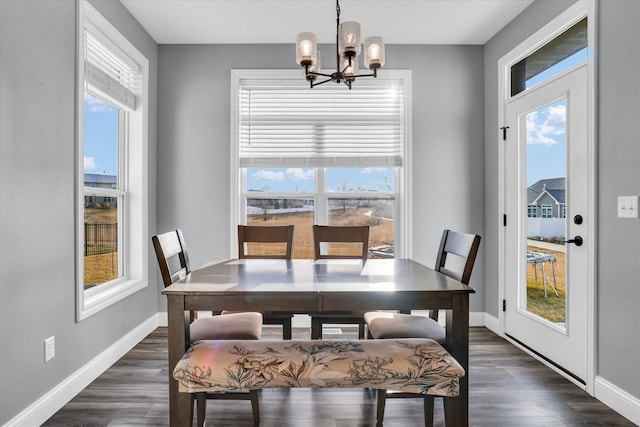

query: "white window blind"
xmin=238 ymin=80 xmax=405 ymax=168
xmin=84 ymin=24 xmax=140 ymax=110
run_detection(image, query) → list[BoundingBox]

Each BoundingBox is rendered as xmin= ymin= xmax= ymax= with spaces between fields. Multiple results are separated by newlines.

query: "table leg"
xmin=167 ymin=295 xmax=193 ymax=426
xmin=444 ymin=293 xmax=469 ymax=427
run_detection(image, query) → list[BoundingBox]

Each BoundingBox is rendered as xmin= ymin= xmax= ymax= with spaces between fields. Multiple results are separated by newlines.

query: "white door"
xmin=504 ymin=64 xmax=589 ymax=382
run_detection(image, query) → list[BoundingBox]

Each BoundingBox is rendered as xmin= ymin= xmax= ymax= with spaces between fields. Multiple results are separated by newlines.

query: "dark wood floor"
xmin=43 ymin=327 xmax=634 ymax=427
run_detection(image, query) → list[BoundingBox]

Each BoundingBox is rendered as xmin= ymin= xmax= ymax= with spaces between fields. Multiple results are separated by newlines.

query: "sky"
xmin=82 ymin=48 xmax=589 ymax=188
xmin=83 ymin=92 xmax=118 ymax=177
xmin=525 ymin=99 xmax=566 ymax=186
xmin=246 ymin=167 xmax=394 ymax=193
xmin=523 ymin=47 xmax=591 ymax=186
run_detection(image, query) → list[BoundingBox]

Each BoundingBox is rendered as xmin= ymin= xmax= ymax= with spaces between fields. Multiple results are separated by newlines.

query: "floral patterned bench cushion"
xmin=173 ymin=339 xmax=464 ymax=397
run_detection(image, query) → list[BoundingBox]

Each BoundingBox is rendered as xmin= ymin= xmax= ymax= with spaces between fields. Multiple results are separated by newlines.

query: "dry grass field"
xmin=85 ymin=205 xmax=564 ymax=323
xmin=248 ymin=207 xmax=393 ymax=259
xmin=526 ymin=246 xmax=566 ymax=322
xmin=83 ymin=207 xmax=118 ymax=287
xmin=84 ymin=252 xmax=118 ymax=287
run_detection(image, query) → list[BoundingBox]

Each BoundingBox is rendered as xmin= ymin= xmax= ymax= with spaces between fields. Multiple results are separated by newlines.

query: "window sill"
xmin=78 ymin=277 xmax=147 ymax=321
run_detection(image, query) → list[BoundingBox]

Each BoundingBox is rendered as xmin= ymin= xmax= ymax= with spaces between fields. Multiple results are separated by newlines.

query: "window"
xmin=541 ymin=205 xmax=553 ymax=218
xmin=511 ymin=18 xmax=590 ymax=96
xmin=528 ymin=205 xmax=537 ymax=218
xmin=232 ymin=70 xmax=410 ymax=259
xmin=76 ymin=1 xmax=149 ymax=320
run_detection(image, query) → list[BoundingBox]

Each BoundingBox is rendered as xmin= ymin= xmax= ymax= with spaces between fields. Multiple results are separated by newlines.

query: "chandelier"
xmin=295 ymin=0 xmax=385 ymax=89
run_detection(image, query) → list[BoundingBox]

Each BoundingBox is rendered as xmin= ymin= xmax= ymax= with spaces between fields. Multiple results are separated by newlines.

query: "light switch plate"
xmin=44 ymin=336 xmax=55 ymax=362
xmin=617 ymin=195 xmax=639 ymax=218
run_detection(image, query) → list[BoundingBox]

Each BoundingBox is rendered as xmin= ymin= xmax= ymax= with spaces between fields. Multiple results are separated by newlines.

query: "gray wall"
xmin=0 ymin=0 xmax=158 ymax=423
xmin=483 ymin=0 xmax=577 ymax=318
xmin=484 ymin=0 xmax=640 ymax=402
xmin=157 ymin=44 xmax=485 ymax=312
xmin=596 ymin=0 xmax=640 ymax=400
xmin=3 ymin=0 xmax=637 ymax=423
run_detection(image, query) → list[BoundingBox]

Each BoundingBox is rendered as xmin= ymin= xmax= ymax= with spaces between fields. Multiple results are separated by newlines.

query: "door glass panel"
xmin=524 ymin=98 xmax=567 ymax=327
xmin=247 ymin=198 xmax=314 ymax=258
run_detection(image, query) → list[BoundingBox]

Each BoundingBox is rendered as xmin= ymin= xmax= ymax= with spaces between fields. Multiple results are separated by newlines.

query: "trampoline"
xmin=527 ymin=250 xmax=558 ymax=298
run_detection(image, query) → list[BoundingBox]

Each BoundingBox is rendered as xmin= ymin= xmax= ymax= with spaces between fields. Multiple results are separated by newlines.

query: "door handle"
xmin=563 ymin=236 xmax=583 ymax=246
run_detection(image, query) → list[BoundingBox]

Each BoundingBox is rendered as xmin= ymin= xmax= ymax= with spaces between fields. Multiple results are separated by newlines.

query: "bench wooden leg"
xmin=196 ymin=393 xmax=206 ymax=427
xmin=250 ymin=390 xmax=260 ymax=425
xmin=423 ymin=396 xmax=434 ymax=427
xmin=376 ymin=389 xmax=387 ymax=424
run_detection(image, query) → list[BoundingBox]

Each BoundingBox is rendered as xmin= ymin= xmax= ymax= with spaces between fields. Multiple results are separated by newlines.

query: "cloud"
xmin=362 ymin=167 xmax=388 ymax=174
xmin=84 ymin=156 xmax=97 ymax=171
xmin=252 ymin=170 xmax=284 ymax=181
xmin=526 ymin=104 xmax=566 ymax=145
xmin=84 ymin=93 xmax=116 ymax=113
xmin=286 ymin=168 xmax=314 ymax=180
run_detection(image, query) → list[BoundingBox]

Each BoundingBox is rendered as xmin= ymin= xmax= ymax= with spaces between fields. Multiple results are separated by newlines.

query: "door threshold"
xmin=505 ymin=333 xmax=586 ymax=387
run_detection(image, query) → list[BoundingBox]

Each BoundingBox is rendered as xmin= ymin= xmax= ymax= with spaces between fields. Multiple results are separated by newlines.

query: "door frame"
xmin=497 ymin=0 xmax=597 ymax=394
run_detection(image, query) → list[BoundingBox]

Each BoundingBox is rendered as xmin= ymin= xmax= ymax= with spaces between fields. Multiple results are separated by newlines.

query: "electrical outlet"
xmin=618 ymin=195 xmax=639 ymax=218
xmin=44 ymin=336 xmax=55 ymax=362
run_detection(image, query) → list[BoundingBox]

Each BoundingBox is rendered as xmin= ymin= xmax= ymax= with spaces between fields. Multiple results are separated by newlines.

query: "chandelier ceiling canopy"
xmin=295 ymin=0 xmax=385 ymax=89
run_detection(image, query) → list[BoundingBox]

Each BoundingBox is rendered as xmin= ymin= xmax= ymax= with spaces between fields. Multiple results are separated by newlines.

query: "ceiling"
xmin=120 ymin=0 xmax=534 ymax=45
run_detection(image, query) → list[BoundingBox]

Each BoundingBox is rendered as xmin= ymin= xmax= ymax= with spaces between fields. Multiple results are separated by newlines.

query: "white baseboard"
xmin=7 ymin=311 xmax=639 ymax=427
xmin=157 ymin=310 xmax=168 ymax=327
xmin=292 ymin=314 xmax=310 ymax=328
xmin=160 ymin=312 xmax=489 ymax=329
xmin=469 ymin=311 xmax=486 ymax=327
xmin=482 ymin=312 xmax=501 ymax=334
xmin=296 ymin=311 xmax=489 ymax=329
xmin=3 ymin=314 xmax=161 ymax=427
xmin=595 ymin=376 xmax=640 ymax=425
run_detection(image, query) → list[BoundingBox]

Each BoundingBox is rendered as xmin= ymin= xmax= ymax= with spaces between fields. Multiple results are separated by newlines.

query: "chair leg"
xmin=250 ymin=390 xmax=260 ymax=425
xmin=423 ymin=396 xmax=434 ymax=427
xmin=311 ymin=317 xmax=322 ymax=339
xmin=358 ymin=322 xmax=365 ymax=339
xmin=196 ymin=392 xmax=206 ymax=427
xmin=376 ymin=389 xmax=387 ymax=425
xmin=282 ymin=318 xmax=292 ymax=340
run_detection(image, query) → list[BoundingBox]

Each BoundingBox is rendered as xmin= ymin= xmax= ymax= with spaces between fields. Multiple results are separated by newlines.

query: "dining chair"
xmin=152 ymin=229 xmax=262 ymax=426
xmin=311 ymin=224 xmax=369 ymax=339
xmin=236 ymin=224 xmax=295 ymax=339
xmin=364 ymin=228 xmax=481 ymax=427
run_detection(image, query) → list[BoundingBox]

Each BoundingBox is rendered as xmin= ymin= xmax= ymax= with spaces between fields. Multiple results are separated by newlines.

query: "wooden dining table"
xmin=162 ymin=258 xmax=475 ymax=426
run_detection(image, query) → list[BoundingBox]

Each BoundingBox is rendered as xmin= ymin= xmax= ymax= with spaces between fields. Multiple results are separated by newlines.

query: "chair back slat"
xmin=313 ymin=225 xmax=370 ymax=260
xmin=152 ymin=229 xmax=190 ymax=287
xmin=238 ymin=225 xmax=294 ymax=259
xmin=435 ymin=229 xmax=481 ymax=285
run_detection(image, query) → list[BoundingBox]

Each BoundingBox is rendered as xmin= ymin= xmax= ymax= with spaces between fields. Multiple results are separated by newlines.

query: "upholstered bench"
xmin=173 ymin=338 xmax=465 ymax=426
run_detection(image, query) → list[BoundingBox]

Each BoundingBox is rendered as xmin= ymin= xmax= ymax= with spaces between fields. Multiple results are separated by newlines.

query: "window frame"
xmin=76 ymin=0 xmax=149 ymax=321
xmin=541 ymin=204 xmax=553 ymax=218
xmin=230 ymin=70 xmax=412 ymax=258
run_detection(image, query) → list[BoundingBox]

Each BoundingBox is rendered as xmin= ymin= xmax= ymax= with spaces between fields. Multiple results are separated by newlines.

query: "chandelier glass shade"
xmin=295 ymin=0 xmax=385 ymax=89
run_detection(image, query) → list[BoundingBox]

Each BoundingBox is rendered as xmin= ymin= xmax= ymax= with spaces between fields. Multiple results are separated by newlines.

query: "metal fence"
xmin=84 ymin=222 xmax=117 ymax=256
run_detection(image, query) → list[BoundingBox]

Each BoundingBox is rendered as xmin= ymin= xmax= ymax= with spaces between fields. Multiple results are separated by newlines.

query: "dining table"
xmin=162 ymin=258 xmax=475 ymax=426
